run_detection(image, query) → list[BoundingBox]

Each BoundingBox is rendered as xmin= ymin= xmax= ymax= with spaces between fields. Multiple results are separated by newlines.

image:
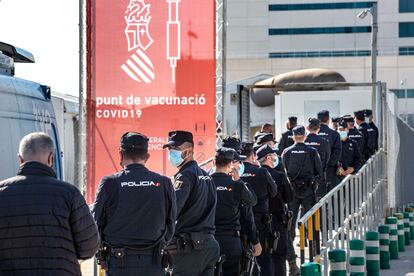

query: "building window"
xmin=269 ymin=50 xmax=371 ymax=58
xmin=269 ymin=26 xmax=371 ymax=36
xmin=399 ymin=22 xmax=414 ymax=37
xmin=389 ymin=89 xmax=414 ymax=99
xmin=399 ymin=0 xmax=414 ymax=13
xmin=269 ymin=2 xmax=374 ymax=11
xmin=399 ymin=47 xmax=414 ymax=55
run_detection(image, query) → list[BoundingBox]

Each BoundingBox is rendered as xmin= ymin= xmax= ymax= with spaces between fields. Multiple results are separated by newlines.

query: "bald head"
xmin=19 ymin=132 xmax=55 ymax=167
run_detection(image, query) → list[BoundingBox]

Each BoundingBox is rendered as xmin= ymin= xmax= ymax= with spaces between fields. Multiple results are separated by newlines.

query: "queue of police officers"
xmin=0 ymin=109 xmax=378 ymax=276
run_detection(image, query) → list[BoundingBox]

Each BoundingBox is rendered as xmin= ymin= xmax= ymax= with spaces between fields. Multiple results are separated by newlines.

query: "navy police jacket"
xmin=262 ymin=165 xmax=294 ymax=217
xmin=339 ymin=138 xmax=362 ymax=171
xmin=358 ymin=122 xmax=376 ymax=160
xmin=212 ymin=173 xmax=257 ymax=233
xmin=318 ymin=124 xmax=342 ymax=167
xmin=305 ymin=133 xmax=331 ymax=172
xmin=278 ymin=129 xmax=294 ymax=156
xmin=93 ymin=164 xmax=176 ymax=248
xmin=241 ymin=162 xmax=277 ymax=217
xmin=282 ymin=143 xmax=323 ymax=182
xmin=174 ymin=160 xmax=217 ymax=235
xmin=348 ymin=128 xmax=365 ymax=157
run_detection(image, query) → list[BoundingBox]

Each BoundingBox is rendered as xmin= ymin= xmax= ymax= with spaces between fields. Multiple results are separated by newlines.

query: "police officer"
xmin=317 ymin=110 xmax=342 ymax=189
xmin=222 ymin=137 xmax=263 ymax=273
xmin=365 ymin=109 xmax=379 ymax=151
xmin=343 ymin=115 xmax=365 ymax=162
xmin=212 ymin=147 xmax=258 ymax=276
xmin=282 ymin=125 xmax=323 ymax=275
xmin=305 ymin=118 xmax=331 ymax=200
xmin=257 ymin=144 xmax=294 ymax=276
xmin=255 ymin=132 xmax=285 ymax=173
xmin=163 ymin=130 xmax=220 ymax=276
xmin=278 ymin=116 xmax=297 ymax=156
xmin=241 ymin=142 xmax=278 ymax=276
xmin=337 ymin=121 xmax=362 ymax=181
xmin=93 ymin=132 xmax=177 ymax=276
xmin=354 ymin=110 xmax=375 ymax=161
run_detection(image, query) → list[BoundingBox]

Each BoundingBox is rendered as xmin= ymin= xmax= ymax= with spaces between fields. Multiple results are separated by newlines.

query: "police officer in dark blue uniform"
xmin=255 ymin=132 xmax=285 ymax=173
xmin=222 ymin=137 xmax=263 ymax=273
xmin=317 ymin=110 xmax=342 ymax=189
xmin=365 ymin=109 xmax=379 ymax=151
xmin=337 ymin=120 xmax=362 ymax=181
xmin=331 ymin=117 xmax=341 ymax=131
xmin=305 ymin=118 xmax=331 ymax=201
xmin=93 ymin=132 xmax=177 ymax=276
xmin=257 ymin=144 xmax=294 ymax=276
xmin=354 ymin=110 xmax=375 ymax=161
xmin=241 ymin=142 xmax=278 ymax=276
xmin=343 ymin=115 xmax=365 ymax=162
xmin=283 ymin=125 xmax=323 ymax=275
xmin=278 ymin=116 xmax=297 ymax=156
xmin=212 ymin=147 xmax=257 ymax=276
xmin=163 ymin=130 xmax=220 ymax=276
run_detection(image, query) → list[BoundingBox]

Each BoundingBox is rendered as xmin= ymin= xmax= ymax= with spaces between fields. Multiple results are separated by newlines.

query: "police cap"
xmin=338 ymin=120 xmax=348 ymax=129
xmin=216 ymin=147 xmax=246 ymax=161
xmin=222 ymin=137 xmax=242 ymax=153
xmin=364 ymin=109 xmax=373 ymax=117
xmin=331 ymin=117 xmax=342 ymax=123
xmin=256 ymin=144 xmax=277 ymax=160
xmin=308 ymin=117 xmax=321 ymax=128
xmin=255 ymin=133 xmax=276 ymax=146
xmin=342 ymin=115 xmax=354 ymax=123
xmin=292 ymin=125 xmax=306 ymax=136
xmin=163 ymin=130 xmax=194 ymax=148
xmin=317 ymin=110 xmax=330 ymax=121
xmin=120 ymin=132 xmax=149 ymax=151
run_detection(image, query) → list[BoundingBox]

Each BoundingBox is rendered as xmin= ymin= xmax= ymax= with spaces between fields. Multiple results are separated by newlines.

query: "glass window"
xmin=269 ymin=2 xmax=374 ymax=11
xmin=399 ymin=0 xmax=414 ymax=13
xmin=399 ymin=22 xmax=414 ymax=37
xmin=269 ymin=26 xmax=371 ymax=36
xmin=269 ymin=50 xmax=371 ymax=58
xmin=399 ymin=46 xmax=414 ymax=55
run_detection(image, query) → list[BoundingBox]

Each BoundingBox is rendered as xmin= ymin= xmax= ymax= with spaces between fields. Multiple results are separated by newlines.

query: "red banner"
xmin=86 ymin=0 xmax=216 ymax=203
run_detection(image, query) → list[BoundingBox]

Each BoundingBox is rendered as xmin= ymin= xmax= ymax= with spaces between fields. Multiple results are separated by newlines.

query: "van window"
xmin=50 ymin=123 xmax=62 ymax=180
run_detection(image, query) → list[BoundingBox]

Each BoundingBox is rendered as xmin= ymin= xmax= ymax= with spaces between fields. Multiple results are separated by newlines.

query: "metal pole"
xmin=371 ymin=2 xmax=378 ymax=112
xmin=221 ymin=0 xmax=227 ymax=136
xmin=78 ymin=0 xmax=87 ymax=193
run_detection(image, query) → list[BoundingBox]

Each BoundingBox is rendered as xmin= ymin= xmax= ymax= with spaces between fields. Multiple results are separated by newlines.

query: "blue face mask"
xmin=239 ymin=162 xmax=245 ymax=176
xmin=339 ymin=131 xmax=348 ymax=140
xmin=273 ymin=156 xmax=279 ymax=168
xmin=365 ymin=118 xmax=370 ymax=124
xmin=168 ymin=149 xmax=184 ymax=167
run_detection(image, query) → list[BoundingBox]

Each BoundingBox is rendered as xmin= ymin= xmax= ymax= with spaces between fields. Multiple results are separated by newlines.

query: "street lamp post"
xmin=357 ymin=2 xmax=378 ymax=115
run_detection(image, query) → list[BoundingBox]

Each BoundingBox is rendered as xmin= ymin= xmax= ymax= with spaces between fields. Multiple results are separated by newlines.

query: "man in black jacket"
xmin=278 ymin=116 xmax=297 ymax=156
xmin=164 ymin=130 xmax=219 ymax=276
xmin=0 ymin=132 xmax=99 ymax=276
xmin=93 ymin=132 xmax=177 ymax=275
xmin=213 ymin=147 xmax=257 ymax=275
xmin=317 ymin=110 xmax=342 ymax=189
xmin=355 ymin=110 xmax=376 ymax=161
xmin=257 ymin=144 xmax=294 ymax=276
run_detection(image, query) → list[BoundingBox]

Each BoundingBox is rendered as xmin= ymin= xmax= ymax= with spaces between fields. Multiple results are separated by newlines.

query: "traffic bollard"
xmin=349 ymin=239 xmax=365 ymax=276
xmin=403 ymin=212 xmax=411 ymax=245
xmin=301 ymin=262 xmax=321 ymax=276
xmin=365 ymin=231 xmax=380 ymax=276
xmin=405 ymin=207 xmax=414 ymax=240
xmin=378 ymin=225 xmax=390 ymax=269
xmin=328 ymin=249 xmax=346 ymax=276
xmin=385 ymin=217 xmax=399 ymax=259
xmin=394 ymin=213 xmax=406 ymax=252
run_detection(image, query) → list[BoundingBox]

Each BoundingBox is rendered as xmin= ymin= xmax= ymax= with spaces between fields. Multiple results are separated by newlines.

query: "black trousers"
xmin=215 ymin=234 xmax=242 ymax=276
xmin=106 ymin=254 xmax=164 ymax=276
xmin=326 ymin=166 xmax=338 ymax=191
xmin=254 ymin=222 xmax=272 ymax=276
xmin=272 ymin=217 xmax=288 ymax=276
xmin=286 ymin=193 xmax=316 ymax=262
xmin=171 ymin=237 xmax=220 ymax=276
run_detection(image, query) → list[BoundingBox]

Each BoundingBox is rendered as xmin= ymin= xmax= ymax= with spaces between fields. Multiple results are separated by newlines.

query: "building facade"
xmin=225 ymin=0 xmax=414 ymax=132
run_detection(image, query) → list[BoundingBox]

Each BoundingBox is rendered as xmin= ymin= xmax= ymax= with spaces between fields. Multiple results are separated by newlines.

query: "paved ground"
xmin=382 ymin=242 xmax=414 ymax=276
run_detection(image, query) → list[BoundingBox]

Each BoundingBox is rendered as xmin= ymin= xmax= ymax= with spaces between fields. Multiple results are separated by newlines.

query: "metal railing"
xmin=297 ymin=150 xmax=387 ymax=275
